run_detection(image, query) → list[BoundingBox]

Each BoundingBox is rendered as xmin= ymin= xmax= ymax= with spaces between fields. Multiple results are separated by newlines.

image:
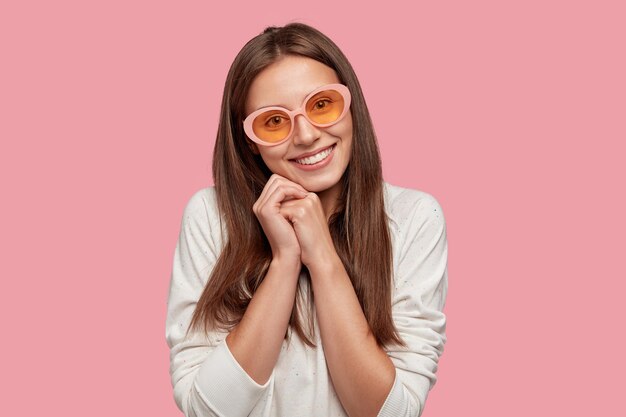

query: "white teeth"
xmin=294 ymin=145 xmax=334 ymax=165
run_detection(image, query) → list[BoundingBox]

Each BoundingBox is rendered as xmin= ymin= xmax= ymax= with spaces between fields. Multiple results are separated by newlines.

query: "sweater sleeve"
xmin=377 ymin=192 xmax=448 ymax=417
xmin=165 ymin=188 xmax=274 ymax=417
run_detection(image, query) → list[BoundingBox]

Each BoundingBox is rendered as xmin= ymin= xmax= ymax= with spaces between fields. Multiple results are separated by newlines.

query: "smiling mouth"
xmin=290 ymin=144 xmax=336 ymax=165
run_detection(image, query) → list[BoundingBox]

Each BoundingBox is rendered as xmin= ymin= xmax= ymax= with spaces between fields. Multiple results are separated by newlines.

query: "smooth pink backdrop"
xmin=2 ymin=1 xmax=624 ymax=416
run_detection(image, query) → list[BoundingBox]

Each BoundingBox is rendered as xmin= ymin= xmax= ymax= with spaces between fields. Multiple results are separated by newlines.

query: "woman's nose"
xmin=291 ymin=114 xmax=321 ymax=145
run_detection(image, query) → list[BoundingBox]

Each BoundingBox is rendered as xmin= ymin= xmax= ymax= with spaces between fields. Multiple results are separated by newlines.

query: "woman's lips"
xmin=289 ymin=144 xmax=336 ymax=171
xmin=289 ymin=144 xmax=334 ymax=161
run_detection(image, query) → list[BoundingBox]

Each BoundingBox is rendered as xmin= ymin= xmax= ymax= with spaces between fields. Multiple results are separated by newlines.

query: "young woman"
xmin=166 ymin=22 xmax=448 ymax=417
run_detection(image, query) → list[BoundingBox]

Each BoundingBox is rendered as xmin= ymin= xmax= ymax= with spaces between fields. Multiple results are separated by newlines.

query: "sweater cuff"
xmin=193 ymin=338 xmax=273 ymax=416
xmin=377 ymin=371 xmax=424 ymax=417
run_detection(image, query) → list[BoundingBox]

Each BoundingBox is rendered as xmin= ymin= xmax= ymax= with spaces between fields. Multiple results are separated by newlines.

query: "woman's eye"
xmin=265 ymin=115 xmax=286 ymax=127
xmin=314 ymin=99 xmax=331 ymax=109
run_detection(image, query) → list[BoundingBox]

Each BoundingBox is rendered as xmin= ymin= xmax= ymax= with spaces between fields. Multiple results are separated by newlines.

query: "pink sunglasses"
xmin=243 ymin=83 xmax=351 ymax=147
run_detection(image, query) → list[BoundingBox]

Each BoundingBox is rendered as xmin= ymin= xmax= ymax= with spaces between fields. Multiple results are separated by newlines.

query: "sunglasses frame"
xmin=242 ymin=83 xmax=352 ymax=147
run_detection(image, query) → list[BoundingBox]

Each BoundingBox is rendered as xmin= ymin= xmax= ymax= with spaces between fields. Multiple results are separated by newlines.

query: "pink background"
xmin=2 ymin=1 xmax=624 ymax=415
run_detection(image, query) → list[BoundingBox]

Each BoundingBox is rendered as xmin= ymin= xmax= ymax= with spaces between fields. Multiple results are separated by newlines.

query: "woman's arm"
xmin=308 ymin=192 xmax=448 ymax=417
xmin=225 ymin=256 xmax=301 ymax=385
xmin=308 ymin=258 xmax=397 ymax=417
xmin=167 ymin=188 xmax=301 ymax=417
xmin=227 ymin=175 xmax=312 ymax=384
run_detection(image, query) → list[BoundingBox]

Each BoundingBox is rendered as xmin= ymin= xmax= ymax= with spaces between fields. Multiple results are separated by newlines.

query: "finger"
xmin=260 ymin=186 xmax=308 ymax=216
xmin=267 ymin=173 xmax=309 ymax=194
xmin=257 ymin=175 xmax=307 ymax=210
xmin=279 ymin=194 xmax=315 ymax=218
xmin=255 ymin=174 xmax=281 ymax=213
xmin=259 ymin=174 xmax=281 ymax=201
xmin=278 ymin=176 xmax=309 ymax=193
xmin=279 ymin=201 xmax=309 ymax=225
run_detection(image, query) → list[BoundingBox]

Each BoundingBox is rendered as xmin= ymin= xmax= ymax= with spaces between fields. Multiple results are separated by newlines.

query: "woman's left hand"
xmin=277 ymin=180 xmax=338 ymax=269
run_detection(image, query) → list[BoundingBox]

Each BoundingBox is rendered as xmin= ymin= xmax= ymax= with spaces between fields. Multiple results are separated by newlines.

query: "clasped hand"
xmin=253 ymin=174 xmax=337 ymax=268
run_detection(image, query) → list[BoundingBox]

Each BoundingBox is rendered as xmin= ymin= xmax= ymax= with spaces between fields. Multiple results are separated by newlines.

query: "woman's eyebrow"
xmin=253 ymin=86 xmax=323 ymax=112
xmin=254 ymin=101 xmax=291 ymax=111
xmin=255 ymin=97 xmax=304 ymax=111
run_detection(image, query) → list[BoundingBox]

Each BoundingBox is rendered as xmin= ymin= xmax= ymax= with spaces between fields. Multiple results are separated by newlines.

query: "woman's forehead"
xmin=245 ymin=57 xmax=340 ymax=113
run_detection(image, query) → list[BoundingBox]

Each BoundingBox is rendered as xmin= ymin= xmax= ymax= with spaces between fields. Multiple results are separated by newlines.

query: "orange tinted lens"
xmin=306 ymin=89 xmax=345 ymax=124
xmin=251 ymin=109 xmax=291 ymax=143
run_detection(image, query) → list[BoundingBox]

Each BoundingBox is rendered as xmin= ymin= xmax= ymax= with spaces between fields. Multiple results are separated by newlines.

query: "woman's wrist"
xmin=271 ymin=253 xmax=303 ymax=272
xmin=306 ymin=251 xmax=343 ymax=277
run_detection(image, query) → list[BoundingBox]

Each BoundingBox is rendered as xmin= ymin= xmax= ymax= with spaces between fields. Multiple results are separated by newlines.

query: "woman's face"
xmin=244 ymin=55 xmax=353 ymax=198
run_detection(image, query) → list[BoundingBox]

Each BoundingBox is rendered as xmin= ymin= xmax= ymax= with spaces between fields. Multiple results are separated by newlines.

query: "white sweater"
xmin=165 ymin=181 xmax=448 ymax=417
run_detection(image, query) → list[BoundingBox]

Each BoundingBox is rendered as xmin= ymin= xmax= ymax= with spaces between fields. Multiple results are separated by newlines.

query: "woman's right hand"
xmin=253 ymin=174 xmax=309 ymax=263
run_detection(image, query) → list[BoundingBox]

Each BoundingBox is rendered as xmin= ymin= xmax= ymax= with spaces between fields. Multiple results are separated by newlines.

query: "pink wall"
xmin=2 ymin=1 xmax=624 ymax=415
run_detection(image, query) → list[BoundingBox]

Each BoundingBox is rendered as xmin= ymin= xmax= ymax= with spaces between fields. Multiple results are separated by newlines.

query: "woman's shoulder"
xmin=182 ymin=185 xmax=219 ymax=221
xmin=383 ymin=180 xmax=446 ymax=228
xmin=186 ymin=185 xmax=217 ymax=206
xmin=180 ymin=185 xmax=226 ymax=243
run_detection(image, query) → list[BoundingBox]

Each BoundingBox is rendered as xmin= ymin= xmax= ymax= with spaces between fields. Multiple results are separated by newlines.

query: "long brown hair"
xmin=186 ymin=22 xmax=406 ymax=349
